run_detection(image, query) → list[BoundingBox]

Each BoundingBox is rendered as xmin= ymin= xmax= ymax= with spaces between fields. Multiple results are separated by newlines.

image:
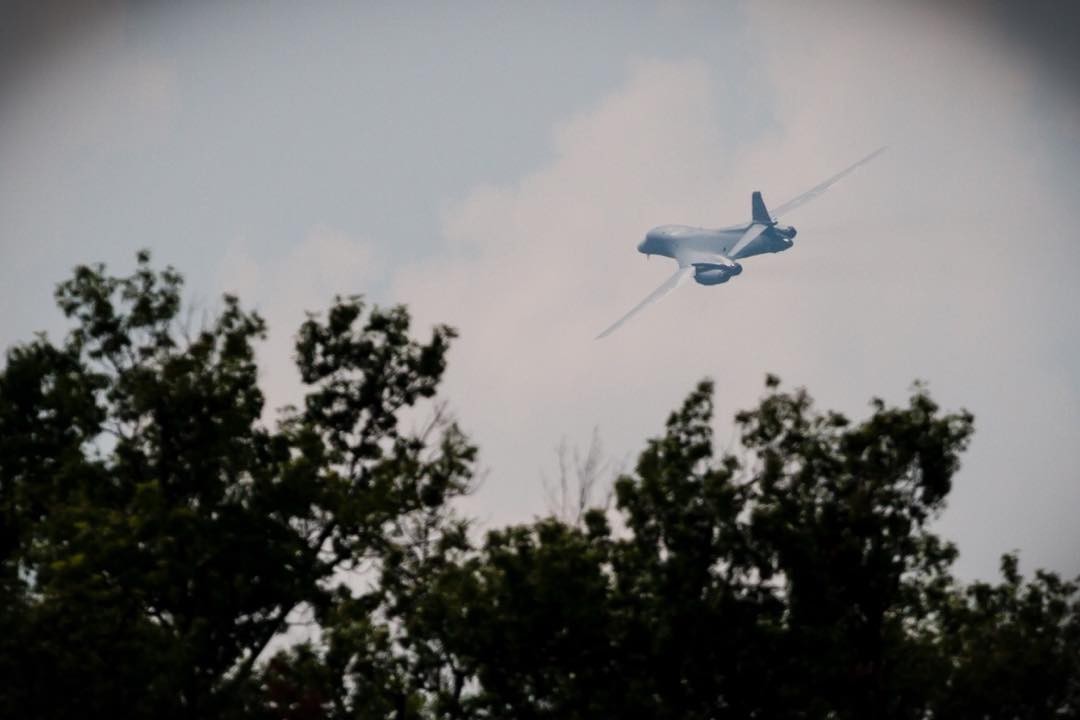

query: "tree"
xmin=2 ymin=254 xmax=1077 ymax=718
xmin=933 ymin=553 xmax=1080 ymax=718
xmin=0 ymin=253 xmax=474 ymax=718
xmin=343 ymin=378 xmax=1077 ymax=719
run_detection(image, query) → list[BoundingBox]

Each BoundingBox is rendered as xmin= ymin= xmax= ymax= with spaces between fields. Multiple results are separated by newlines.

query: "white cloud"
xmin=391 ymin=8 xmax=1080 ymax=580
xmin=391 ymin=60 xmax=742 ymax=523
xmin=743 ymin=1 xmax=1080 ymax=579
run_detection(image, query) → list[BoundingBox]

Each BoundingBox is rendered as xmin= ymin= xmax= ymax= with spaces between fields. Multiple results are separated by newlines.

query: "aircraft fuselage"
xmin=637 ymin=222 xmax=797 ymax=286
xmin=637 ymin=223 xmax=795 ymax=263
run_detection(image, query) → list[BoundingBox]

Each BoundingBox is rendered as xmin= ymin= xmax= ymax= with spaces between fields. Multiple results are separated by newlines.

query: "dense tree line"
xmin=1 ymin=255 xmax=1077 ymax=718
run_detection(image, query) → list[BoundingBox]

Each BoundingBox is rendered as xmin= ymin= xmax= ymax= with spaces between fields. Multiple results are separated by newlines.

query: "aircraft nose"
xmin=637 ymin=237 xmax=648 ymax=253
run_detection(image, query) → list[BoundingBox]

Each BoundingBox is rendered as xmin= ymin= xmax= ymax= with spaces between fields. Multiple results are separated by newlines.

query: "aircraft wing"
xmin=596 ymin=265 xmax=694 ymax=339
xmin=770 ymin=146 xmax=888 ymax=219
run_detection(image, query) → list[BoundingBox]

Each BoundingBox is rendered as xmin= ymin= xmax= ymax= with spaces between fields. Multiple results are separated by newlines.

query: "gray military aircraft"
xmin=596 ymin=147 xmax=887 ymax=339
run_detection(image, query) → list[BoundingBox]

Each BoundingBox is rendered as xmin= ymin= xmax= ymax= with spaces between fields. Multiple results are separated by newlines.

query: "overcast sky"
xmin=2 ymin=1 xmax=1078 ymax=581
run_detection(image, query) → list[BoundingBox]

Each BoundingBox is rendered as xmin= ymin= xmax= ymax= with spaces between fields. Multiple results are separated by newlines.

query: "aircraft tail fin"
xmin=751 ymin=191 xmax=772 ymax=224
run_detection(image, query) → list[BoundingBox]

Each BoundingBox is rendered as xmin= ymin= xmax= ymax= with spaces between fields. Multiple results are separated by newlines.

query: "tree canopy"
xmin=1 ymin=255 xmax=1077 ymax=719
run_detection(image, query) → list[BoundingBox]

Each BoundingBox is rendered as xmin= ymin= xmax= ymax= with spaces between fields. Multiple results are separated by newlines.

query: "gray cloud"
xmin=391 ymin=4 xmax=1080 ymax=580
xmin=1 ymin=2 xmax=1076 ymax=582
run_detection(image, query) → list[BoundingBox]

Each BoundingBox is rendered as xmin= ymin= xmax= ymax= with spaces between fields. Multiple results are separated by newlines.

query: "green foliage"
xmin=1 ymin=254 xmax=1076 ymax=718
xmin=933 ymin=553 xmax=1080 ymax=718
xmin=0 ymin=254 xmax=473 ymax=718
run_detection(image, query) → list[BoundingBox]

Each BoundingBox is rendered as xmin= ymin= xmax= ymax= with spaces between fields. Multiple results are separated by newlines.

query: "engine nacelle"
xmin=694 ymin=262 xmax=742 ymax=285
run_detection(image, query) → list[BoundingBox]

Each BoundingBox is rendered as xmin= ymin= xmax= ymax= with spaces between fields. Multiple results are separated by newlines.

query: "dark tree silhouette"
xmin=0 ymin=254 xmax=474 ymax=719
xmin=1 ymin=255 xmax=1076 ymax=719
